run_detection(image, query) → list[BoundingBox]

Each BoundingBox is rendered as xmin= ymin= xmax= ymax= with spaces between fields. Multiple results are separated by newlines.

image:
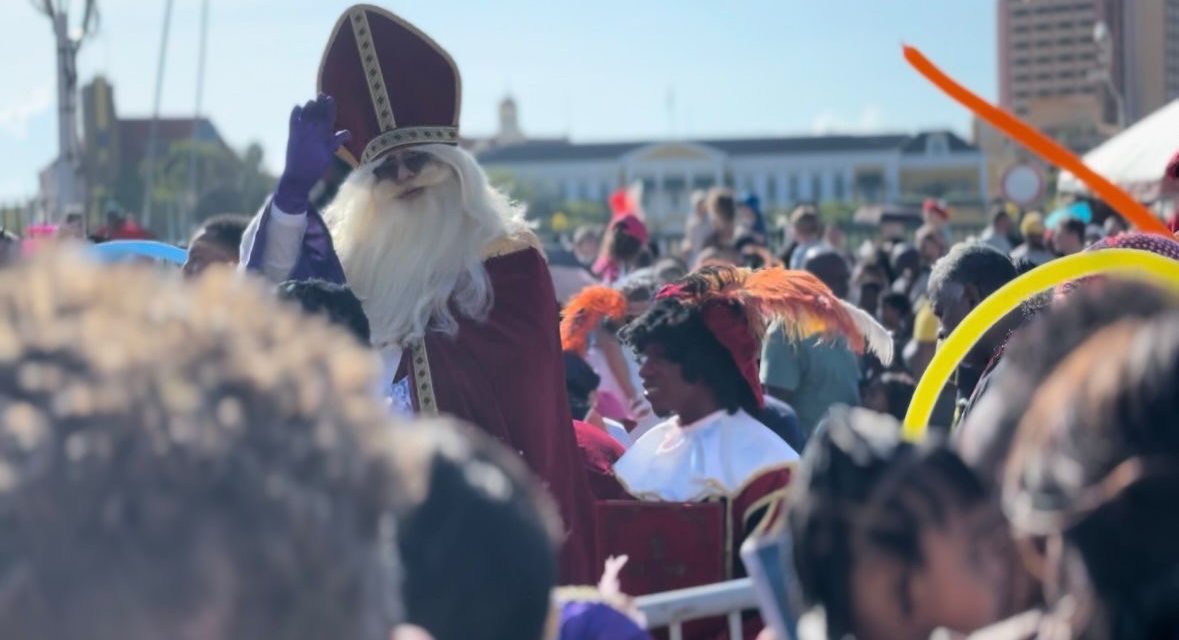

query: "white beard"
xmin=324 ymin=145 xmax=528 ymax=348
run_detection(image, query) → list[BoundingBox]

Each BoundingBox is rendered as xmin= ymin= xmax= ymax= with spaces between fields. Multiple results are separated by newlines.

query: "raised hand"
xmin=273 ymin=94 xmax=351 ymax=213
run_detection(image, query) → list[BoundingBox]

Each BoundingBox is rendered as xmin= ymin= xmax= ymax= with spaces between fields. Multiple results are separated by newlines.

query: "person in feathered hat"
xmin=239 ymin=4 xmax=596 ymax=582
xmin=613 ymin=264 xmax=892 ymax=503
xmin=586 ymin=265 xmax=891 ymax=639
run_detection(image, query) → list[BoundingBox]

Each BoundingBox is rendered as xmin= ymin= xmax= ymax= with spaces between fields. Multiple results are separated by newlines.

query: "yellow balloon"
xmin=902 ymin=249 xmax=1179 ymax=441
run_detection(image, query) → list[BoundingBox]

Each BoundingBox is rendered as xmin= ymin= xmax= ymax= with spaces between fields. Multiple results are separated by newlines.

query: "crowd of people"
xmin=3 ymin=4 xmax=1179 ymax=640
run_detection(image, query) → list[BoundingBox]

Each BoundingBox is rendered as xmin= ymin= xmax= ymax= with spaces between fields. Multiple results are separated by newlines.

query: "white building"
xmin=477 ymin=131 xmax=986 ymax=232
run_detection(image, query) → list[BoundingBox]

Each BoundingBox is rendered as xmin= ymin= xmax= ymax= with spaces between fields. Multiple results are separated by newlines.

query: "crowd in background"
xmin=0 ymin=174 xmax=1178 ymax=640
xmin=553 ymin=188 xmax=1150 ymax=438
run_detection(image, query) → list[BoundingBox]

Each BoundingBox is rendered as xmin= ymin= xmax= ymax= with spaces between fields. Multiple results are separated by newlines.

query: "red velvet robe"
xmin=243 ymin=205 xmax=596 ymax=582
xmin=593 ymin=466 xmax=794 ymax=640
xmin=572 ymin=420 xmax=631 ymax=501
xmin=397 ymin=244 xmax=597 ymax=583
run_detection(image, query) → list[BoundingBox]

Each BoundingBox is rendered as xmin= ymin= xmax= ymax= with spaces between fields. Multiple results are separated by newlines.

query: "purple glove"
xmin=274 ymin=94 xmax=351 ymax=213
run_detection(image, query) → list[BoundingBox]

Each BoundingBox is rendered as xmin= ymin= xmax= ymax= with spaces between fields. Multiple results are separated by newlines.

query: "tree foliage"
xmin=486 ymin=170 xmax=609 ymax=234
xmin=107 ymin=140 xmax=275 ymax=238
xmin=146 ymin=140 xmax=275 ymax=223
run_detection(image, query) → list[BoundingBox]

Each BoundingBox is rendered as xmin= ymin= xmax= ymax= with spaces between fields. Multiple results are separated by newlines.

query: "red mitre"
xmin=318 ymin=4 xmax=461 ymax=167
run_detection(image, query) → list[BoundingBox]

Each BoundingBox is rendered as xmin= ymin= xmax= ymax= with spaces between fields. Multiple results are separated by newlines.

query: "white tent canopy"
xmin=1057 ymin=98 xmax=1179 ymax=197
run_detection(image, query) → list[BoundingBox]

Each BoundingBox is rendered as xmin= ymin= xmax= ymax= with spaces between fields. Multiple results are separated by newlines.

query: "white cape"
xmin=613 ymin=408 xmax=799 ymax=502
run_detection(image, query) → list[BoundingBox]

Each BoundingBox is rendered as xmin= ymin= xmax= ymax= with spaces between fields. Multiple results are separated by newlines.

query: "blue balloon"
xmin=91 ymin=240 xmax=188 ymax=265
xmin=1044 ymin=201 xmax=1093 ymax=228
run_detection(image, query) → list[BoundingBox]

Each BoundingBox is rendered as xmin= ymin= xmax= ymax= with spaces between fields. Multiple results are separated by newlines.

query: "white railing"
xmin=635 ymin=578 xmax=758 ymax=640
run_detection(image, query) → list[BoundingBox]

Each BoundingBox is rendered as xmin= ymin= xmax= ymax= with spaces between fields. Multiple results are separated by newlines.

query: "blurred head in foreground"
xmin=790 ymin=407 xmax=1005 ymax=640
xmin=389 ymin=420 xmax=561 ymax=640
xmin=0 ymin=252 xmax=413 ymax=640
xmin=1005 ymin=313 xmax=1179 ymax=640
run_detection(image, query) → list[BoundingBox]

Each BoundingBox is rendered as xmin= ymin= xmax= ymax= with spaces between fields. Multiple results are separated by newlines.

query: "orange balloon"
xmin=903 ymin=45 xmax=1172 ymax=238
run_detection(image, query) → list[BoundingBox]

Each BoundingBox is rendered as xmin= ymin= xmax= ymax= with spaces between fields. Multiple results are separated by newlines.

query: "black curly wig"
xmin=619 ymin=295 xmax=759 ymax=416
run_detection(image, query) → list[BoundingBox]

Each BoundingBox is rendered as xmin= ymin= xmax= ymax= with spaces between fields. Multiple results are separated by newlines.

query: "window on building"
xmin=766 ymin=174 xmax=778 ymax=204
xmin=855 ymin=172 xmax=884 ymax=203
xmin=735 ymin=176 xmax=750 ymax=195
xmin=926 ymin=133 xmax=950 ymax=156
xmin=833 ymin=173 xmax=845 ymax=201
xmin=640 ymin=178 xmax=655 ymax=201
xmin=811 ymin=175 xmax=822 ymax=202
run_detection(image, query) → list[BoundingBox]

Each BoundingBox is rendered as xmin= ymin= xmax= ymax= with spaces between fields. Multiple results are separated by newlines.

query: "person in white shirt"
xmin=613 ymin=264 xmax=893 ymax=502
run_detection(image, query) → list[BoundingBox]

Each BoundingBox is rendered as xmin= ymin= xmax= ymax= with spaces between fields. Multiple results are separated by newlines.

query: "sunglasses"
xmin=374 ymin=150 xmax=432 ymax=179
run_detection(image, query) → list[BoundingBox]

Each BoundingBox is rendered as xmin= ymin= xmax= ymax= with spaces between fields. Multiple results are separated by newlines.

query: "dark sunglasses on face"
xmin=374 ymin=150 xmax=432 ymax=179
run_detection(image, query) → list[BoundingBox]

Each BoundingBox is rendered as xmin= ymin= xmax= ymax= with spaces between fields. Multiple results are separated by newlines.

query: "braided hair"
xmin=1007 ymin=313 xmax=1179 ymax=640
xmin=789 ymin=407 xmax=986 ymax=639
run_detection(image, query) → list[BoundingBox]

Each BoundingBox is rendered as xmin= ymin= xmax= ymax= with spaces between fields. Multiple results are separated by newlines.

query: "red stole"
xmin=400 ymin=246 xmax=597 ymax=583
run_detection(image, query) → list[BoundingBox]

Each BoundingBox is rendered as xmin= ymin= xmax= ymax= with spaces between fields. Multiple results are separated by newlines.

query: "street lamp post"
xmin=33 ymin=0 xmax=99 ymax=225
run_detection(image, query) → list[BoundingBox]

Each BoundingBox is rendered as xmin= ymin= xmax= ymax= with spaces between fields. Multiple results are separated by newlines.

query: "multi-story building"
xmin=478 ymin=131 xmax=986 ymax=233
xmin=81 ymin=76 xmax=228 ymax=220
xmin=998 ymin=0 xmax=1179 ymax=152
xmin=1120 ymin=0 xmax=1179 ymax=124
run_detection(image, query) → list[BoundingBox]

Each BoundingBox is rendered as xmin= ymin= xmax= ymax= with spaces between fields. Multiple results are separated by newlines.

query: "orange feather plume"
xmin=658 ymin=265 xmax=894 ymax=363
xmin=739 ymin=268 xmax=864 ymax=350
xmin=560 ymin=285 xmax=627 ymax=355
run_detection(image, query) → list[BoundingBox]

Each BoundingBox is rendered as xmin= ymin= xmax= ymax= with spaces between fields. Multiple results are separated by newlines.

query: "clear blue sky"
xmin=0 ymin=0 xmax=997 ymax=202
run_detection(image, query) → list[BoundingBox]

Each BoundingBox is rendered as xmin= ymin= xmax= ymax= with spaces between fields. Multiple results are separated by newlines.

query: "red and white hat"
xmin=318 ymin=4 xmax=461 ymax=168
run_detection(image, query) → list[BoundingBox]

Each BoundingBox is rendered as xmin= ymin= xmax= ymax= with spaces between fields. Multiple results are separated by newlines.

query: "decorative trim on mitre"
xmin=361 ymin=126 xmax=460 ymax=165
xmin=349 ymin=8 xmax=396 ymax=133
xmin=317 ymin=4 xmax=464 ymax=169
xmin=482 ymin=229 xmax=541 ymax=259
